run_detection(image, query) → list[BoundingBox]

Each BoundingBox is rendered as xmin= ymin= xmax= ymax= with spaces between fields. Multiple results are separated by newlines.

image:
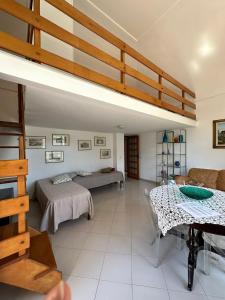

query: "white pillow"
xmin=77 ymin=171 xmax=92 ymax=177
xmin=51 ymin=174 xmax=72 ymax=184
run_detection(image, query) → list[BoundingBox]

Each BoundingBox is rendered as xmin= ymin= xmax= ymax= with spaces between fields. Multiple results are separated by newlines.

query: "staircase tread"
xmin=0 ymin=252 xmax=28 ymax=270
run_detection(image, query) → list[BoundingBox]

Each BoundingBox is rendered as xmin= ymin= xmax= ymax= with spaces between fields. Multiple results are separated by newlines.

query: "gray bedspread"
xmin=73 ymin=171 xmax=124 ymax=189
xmin=36 ymin=179 xmax=94 ymax=233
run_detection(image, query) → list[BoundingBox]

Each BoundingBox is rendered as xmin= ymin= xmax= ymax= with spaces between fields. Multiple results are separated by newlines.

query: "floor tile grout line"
xmin=93 ymin=203 xmax=117 ymax=300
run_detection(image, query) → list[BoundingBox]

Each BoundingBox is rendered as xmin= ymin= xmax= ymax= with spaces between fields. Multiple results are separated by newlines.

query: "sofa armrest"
xmin=175 ymin=175 xmax=190 ymax=185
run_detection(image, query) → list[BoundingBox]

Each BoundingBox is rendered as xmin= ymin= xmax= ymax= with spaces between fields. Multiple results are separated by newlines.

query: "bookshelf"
xmin=156 ymin=129 xmax=187 ymax=185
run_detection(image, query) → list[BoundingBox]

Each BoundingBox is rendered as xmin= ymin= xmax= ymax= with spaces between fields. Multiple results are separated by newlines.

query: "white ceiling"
xmin=88 ymin=0 xmax=178 ymax=40
xmin=25 ymin=85 xmax=190 ymax=134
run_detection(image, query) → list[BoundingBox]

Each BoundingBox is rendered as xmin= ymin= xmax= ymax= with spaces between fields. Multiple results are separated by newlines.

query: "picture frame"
xmin=52 ymin=134 xmax=70 ymax=146
xmin=94 ymin=136 xmax=106 ymax=146
xmin=213 ymin=119 xmax=225 ymax=148
xmin=45 ymin=151 xmax=64 ymax=163
xmin=78 ymin=140 xmax=92 ymax=151
xmin=26 ymin=136 xmax=46 ymax=149
xmin=100 ymin=149 xmax=111 ymax=159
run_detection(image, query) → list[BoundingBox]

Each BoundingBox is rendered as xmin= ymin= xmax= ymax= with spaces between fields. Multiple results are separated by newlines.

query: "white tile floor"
xmin=1 ymin=179 xmax=225 ymax=300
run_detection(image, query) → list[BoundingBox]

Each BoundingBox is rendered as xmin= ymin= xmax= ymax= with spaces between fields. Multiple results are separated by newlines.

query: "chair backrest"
xmin=0 ymin=159 xmax=30 ymax=260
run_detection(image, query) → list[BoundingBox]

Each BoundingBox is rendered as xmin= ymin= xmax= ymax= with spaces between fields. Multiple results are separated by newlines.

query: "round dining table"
xmin=149 ymin=184 xmax=225 ymax=290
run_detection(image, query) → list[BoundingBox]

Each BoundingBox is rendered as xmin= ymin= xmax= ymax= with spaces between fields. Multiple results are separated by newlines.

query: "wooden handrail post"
xmin=120 ymin=50 xmax=125 ymax=85
xmin=182 ymin=90 xmax=185 ymax=112
xmin=34 ymin=0 xmax=40 ymax=47
xmin=158 ymin=75 xmax=162 ymax=102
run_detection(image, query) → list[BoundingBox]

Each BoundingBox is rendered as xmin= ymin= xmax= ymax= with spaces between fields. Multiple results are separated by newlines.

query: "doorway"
xmin=124 ymin=135 xmax=139 ymax=179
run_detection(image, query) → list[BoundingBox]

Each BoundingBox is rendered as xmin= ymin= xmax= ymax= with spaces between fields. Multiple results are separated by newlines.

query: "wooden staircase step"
xmin=0 ymin=226 xmax=40 ymax=270
xmin=0 ymin=227 xmax=61 ymax=294
xmin=0 ymin=258 xmax=61 ymax=294
xmin=0 ymin=121 xmax=21 ymax=128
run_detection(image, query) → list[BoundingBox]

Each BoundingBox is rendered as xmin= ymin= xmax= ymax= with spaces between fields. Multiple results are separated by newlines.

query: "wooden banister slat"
xmin=125 ymin=65 xmax=196 ymax=109
xmin=158 ymin=75 xmax=162 ymax=101
xmin=125 ymin=45 xmax=195 ymax=98
xmin=0 ymin=32 xmax=125 ymax=91
xmin=0 ymin=195 xmax=29 ymax=218
xmin=0 ymin=232 xmax=30 ymax=260
xmin=34 ymin=0 xmax=40 ymax=47
xmin=17 ymin=175 xmax=26 ymax=242
xmin=120 ymin=50 xmax=125 ymax=84
xmin=161 ymin=101 xmax=196 ymax=120
xmin=46 ymin=0 xmax=125 ymax=50
xmin=45 ymin=0 xmax=195 ymax=98
xmin=182 ymin=90 xmax=185 ymax=111
xmin=0 ymin=159 xmax=28 ymax=177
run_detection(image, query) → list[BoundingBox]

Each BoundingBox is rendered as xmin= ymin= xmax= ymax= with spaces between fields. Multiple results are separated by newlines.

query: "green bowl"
xmin=179 ymin=186 xmax=214 ymax=200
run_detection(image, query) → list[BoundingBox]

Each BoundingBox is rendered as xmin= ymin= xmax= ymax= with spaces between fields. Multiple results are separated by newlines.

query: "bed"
xmin=36 ymin=179 xmax=94 ymax=233
xmin=72 ymin=171 xmax=124 ymax=189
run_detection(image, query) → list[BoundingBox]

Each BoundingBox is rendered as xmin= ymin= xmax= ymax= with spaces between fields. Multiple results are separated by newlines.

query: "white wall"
xmin=25 ymin=126 xmax=114 ymax=196
xmin=139 ymin=132 xmax=156 ymax=181
xmin=187 ymin=94 xmax=225 ymax=170
xmin=0 ymin=79 xmax=18 ymax=122
xmin=139 ymin=94 xmax=225 ymax=182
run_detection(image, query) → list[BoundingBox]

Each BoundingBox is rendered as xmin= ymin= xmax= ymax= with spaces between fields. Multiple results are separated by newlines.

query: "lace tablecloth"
xmin=150 ymin=185 xmax=225 ymax=236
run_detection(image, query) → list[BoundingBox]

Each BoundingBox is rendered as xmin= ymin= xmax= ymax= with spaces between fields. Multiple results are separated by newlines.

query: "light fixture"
xmin=198 ymin=41 xmax=214 ymax=57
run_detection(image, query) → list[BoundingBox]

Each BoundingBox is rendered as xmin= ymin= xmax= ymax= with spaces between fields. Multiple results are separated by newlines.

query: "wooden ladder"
xmin=0 ymin=84 xmax=61 ymax=294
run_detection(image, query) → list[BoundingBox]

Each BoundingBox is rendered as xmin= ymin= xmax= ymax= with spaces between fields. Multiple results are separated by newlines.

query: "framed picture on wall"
xmin=26 ymin=136 xmax=46 ymax=149
xmin=213 ymin=119 xmax=225 ymax=148
xmin=45 ymin=151 xmax=64 ymax=163
xmin=78 ymin=140 xmax=92 ymax=151
xmin=100 ymin=149 xmax=111 ymax=159
xmin=52 ymin=134 xmax=70 ymax=146
xmin=94 ymin=136 xmax=106 ymax=146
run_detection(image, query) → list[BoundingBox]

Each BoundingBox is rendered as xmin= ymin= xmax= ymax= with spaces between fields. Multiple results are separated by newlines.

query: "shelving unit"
xmin=156 ymin=129 xmax=187 ymax=185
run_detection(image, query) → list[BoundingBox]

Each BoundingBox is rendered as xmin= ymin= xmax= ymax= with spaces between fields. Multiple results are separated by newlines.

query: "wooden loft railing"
xmin=0 ymin=0 xmax=196 ymax=120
